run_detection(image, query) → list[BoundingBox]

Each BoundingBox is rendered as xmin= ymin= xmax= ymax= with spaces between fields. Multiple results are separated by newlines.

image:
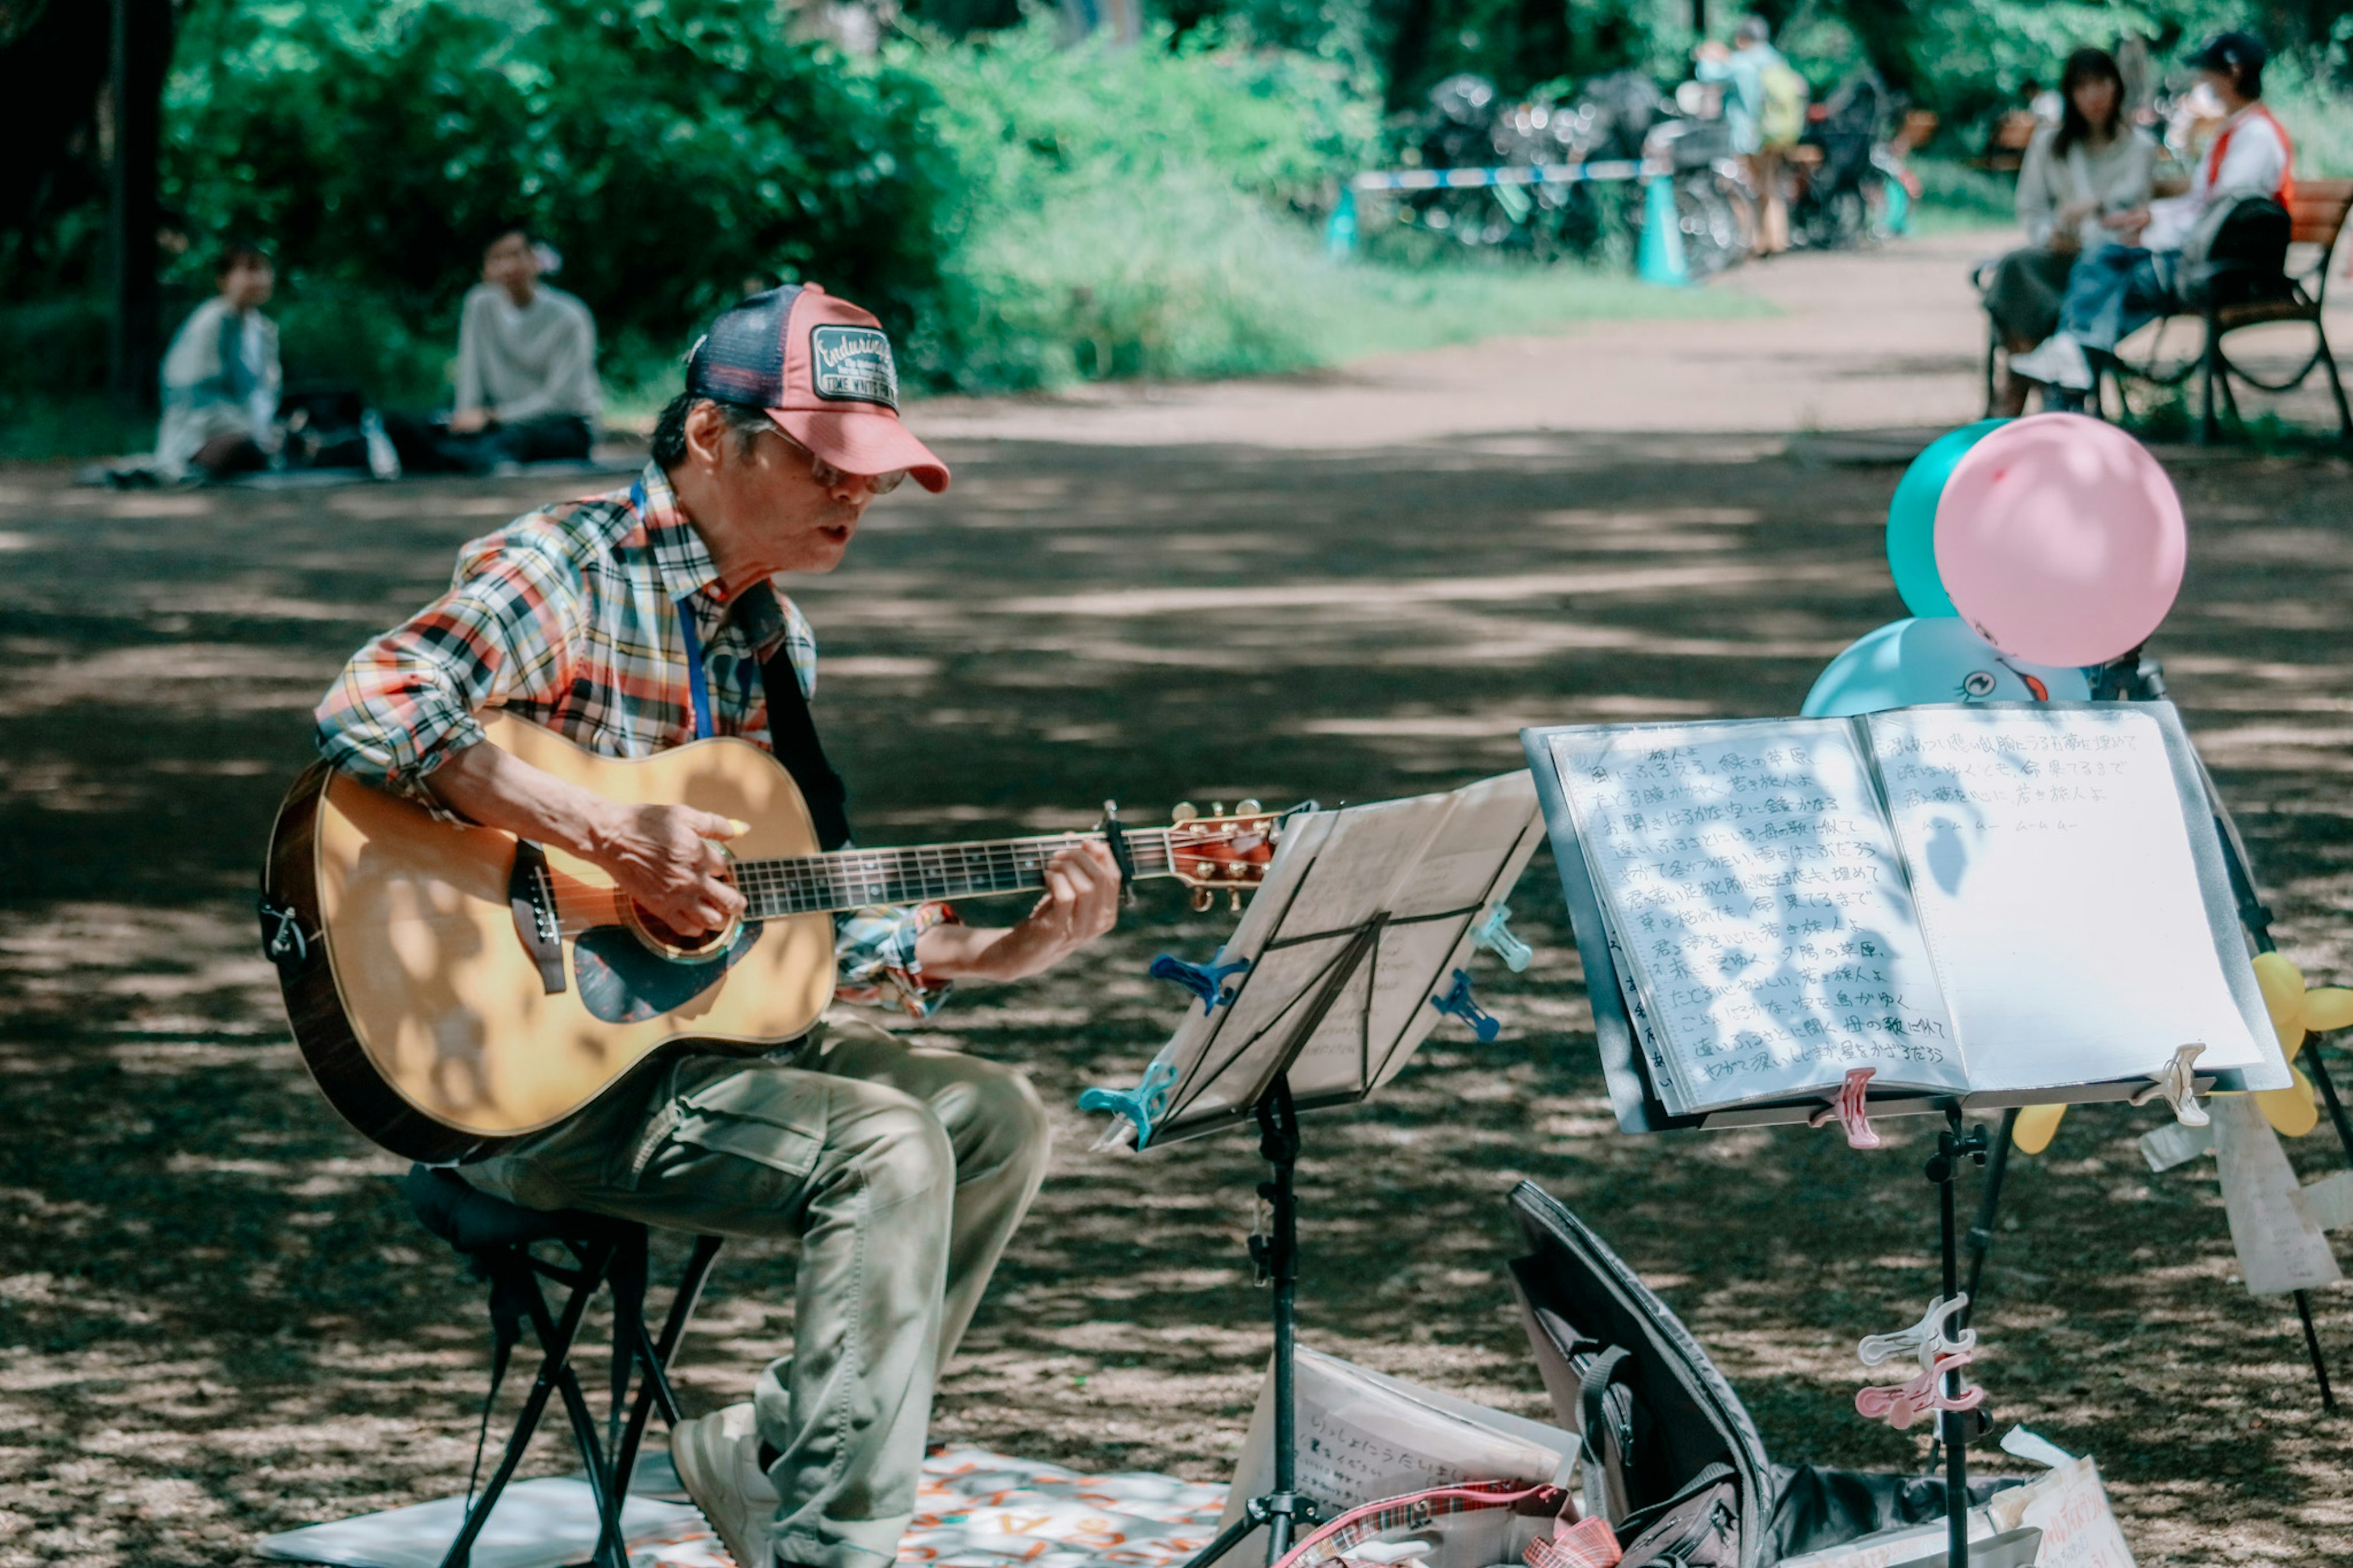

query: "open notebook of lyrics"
xmin=1521 ymin=702 xmax=2287 ymax=1125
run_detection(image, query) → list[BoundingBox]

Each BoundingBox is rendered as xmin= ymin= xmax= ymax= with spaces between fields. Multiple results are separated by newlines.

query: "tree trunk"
xmin=109 ymin=0 xmax=175 ymax=415
xmin=1384 ymin=0 xmax=1436 ymax=112
xmin=0 ymin=0 xmax=114 ymax=249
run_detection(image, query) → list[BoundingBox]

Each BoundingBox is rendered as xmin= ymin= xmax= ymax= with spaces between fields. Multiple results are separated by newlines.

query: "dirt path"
xmin=2 ymin=241 xmax=2351 ymax=1567
xmin=914 ymin=227 xmax=2353 ymax=445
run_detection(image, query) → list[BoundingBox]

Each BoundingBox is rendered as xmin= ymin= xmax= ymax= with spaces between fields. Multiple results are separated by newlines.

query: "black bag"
xmin=1506 ymin=1181 xmax=2015 ymax=1568
xmin=2177 ymin=193 xmax=2294 ymax=307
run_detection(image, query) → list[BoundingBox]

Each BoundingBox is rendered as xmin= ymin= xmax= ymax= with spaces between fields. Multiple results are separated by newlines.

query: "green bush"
xmin=165 ymin=0 xmax=953 ymax=363
xmin=894 ymin=20 xmax=1378 ymax=387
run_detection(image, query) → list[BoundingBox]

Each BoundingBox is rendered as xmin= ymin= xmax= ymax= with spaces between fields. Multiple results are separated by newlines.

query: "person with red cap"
xmin=313 ymin=283 xmax=1123 ymax=1568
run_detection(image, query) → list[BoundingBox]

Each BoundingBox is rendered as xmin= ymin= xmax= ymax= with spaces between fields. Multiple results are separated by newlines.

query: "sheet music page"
xmin=1866 ymin=705 xmax=2268 ymax=1091
xmin=1548 ymin=721 xmax=1965 ymax=1110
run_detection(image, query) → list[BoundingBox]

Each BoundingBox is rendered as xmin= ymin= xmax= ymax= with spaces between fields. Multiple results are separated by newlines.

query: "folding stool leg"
xmin=611 ymin=1235 xmax=726 ymax=1497
xmin=438 ymin=1246 xmax=611 ymax=1568
xmin=512 ymin=1243 xmax=632 ymax=1568
xmin=551 ymin=1362 xmax=631 ymax=1568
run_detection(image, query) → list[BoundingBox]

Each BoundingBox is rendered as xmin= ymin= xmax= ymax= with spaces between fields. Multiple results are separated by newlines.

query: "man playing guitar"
xmin=313 ymin=284 xmax=1123 ymax=1568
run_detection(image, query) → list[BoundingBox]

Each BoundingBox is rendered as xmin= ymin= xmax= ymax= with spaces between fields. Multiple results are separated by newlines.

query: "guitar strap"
xmin=729 ymin=581 xmax=853 ymax=852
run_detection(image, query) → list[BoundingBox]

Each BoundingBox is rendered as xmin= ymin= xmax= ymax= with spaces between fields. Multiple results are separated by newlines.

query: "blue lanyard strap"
xmin=676 ymin=595 xmax=715 ymax=740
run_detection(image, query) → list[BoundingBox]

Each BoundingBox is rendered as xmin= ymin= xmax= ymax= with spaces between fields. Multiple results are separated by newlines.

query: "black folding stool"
xmin=403 ymin=1165 xmax=725 ymax=1568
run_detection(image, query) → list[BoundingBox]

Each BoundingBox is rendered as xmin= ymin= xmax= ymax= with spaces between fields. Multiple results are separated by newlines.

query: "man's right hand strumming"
xmin=430 ymin=737 xmax=746 ymax=936
xmin=589 ymin=802 xmax=748 ymax=935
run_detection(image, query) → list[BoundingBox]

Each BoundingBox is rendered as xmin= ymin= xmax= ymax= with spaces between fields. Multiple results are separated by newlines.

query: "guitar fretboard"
xmin=735 ymin=830 xmax=1180 ymax=917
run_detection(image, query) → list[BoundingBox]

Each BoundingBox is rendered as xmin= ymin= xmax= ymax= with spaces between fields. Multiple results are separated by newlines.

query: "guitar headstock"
xmin=1166 ymin=800 xmax=1281 ymax=912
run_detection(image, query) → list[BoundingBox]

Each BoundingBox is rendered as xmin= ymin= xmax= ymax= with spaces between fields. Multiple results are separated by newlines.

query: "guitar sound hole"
xmin=632 ymin=906 xmax=732 ymax=956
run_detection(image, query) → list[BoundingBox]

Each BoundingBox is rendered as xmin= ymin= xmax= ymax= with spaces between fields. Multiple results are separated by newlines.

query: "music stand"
xmin=1084 ymin=771 xmax=1547 ymax=1568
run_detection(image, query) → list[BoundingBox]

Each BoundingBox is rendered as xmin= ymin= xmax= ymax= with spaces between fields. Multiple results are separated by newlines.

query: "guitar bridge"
xmin=508 ymin=841 xmax=568 ymax=996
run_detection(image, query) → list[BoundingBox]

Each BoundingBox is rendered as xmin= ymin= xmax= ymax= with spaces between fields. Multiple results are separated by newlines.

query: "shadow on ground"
xmin=1 ymin=434 xmax=2349 ymax=1566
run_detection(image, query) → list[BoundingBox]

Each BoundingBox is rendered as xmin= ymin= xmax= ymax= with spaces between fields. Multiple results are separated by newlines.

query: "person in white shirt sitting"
xmin=154 ymin=241 xmax=281 ymax=481
xmin=2009 ymin=31 xmax=2293 ymax=401
xmin=387 ymin=225 xmax=601 ymax=473
xmin=1981 ymin=48 xmax=2160 ymax=415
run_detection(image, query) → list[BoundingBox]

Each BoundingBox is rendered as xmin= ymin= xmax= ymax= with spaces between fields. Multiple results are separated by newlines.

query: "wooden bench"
xmin=1979 ymin=180 xmax=2353 ymax=441
xmin=2102 ymin=177 xmax=2353 ymax=442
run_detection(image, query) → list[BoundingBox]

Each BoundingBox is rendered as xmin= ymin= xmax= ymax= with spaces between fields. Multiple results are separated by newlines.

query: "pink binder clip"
xmin=1808 ymin=1068 xmax=1881 ymax=1150
xmin=1854 ymin=1351 xmax=1984 ymax=1430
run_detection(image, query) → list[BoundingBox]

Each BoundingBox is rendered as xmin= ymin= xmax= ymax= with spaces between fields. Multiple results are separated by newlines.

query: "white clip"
xmin=2129 ymin=1043 xmax=2209 ymax=1127
xmin=1857 ymin=1293 xmax=1976 ymax=1370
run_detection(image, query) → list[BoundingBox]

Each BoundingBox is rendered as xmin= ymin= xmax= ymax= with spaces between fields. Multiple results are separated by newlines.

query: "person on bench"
xmin=388 ymin=224 xmax=601 ymax=473
xmin=154 ymin=240 xmax=282 ymax=482
xmin=2009 ymin=32 xmax=2291 ymax=402
xmin=1981 ymin=48 xmax=2157 ymax=415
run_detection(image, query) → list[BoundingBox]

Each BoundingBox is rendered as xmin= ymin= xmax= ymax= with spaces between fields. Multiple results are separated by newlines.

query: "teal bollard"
xmin=1637 ymin=174 xmax=1689 ymax=286
xmin=1325 ymin=187 xmax=1358 ymax=261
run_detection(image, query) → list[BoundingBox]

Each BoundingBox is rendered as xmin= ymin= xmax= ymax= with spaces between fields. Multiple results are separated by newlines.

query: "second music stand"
xmin=1083 ymin=771 xmax=1547 ymax=1568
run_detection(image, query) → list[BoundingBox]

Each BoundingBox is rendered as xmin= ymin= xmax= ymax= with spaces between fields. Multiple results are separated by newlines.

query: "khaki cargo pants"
xmin=457 ymin=1014 xmax=1052 ymax=1568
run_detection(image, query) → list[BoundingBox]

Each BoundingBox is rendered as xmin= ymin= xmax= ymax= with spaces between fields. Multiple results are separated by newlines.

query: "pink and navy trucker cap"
xmin=684 ymin=284 xmax=949 ymax=493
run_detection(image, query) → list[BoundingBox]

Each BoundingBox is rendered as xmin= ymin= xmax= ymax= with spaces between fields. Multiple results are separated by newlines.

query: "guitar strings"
xmin=534 ymin=825 xmax=1260 ymax=932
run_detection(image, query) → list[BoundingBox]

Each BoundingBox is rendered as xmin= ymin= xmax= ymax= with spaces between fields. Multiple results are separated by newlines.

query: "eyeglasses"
xmin=766 ymin=426 xmax=907 ymax=496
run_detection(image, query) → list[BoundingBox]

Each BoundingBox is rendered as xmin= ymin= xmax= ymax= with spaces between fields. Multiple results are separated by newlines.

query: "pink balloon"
xmin=1933 ymin=412 xmax=2186 ymax=667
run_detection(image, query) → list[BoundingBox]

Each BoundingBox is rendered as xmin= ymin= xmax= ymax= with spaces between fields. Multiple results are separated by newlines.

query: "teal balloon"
xmin=1887 ymin=419 xmax=2007 ymax=618
xmin=1802 ymin=617 xmax=2093 ymax=718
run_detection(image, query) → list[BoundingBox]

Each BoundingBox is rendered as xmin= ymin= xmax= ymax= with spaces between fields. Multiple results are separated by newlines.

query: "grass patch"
xmin=1310 ymin=258 xmax=1771 ymax=364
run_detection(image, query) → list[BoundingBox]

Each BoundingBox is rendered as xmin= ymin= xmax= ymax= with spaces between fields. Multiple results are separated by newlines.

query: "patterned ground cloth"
xmin=259 ymin=1447 xmax=1229 ymax=1568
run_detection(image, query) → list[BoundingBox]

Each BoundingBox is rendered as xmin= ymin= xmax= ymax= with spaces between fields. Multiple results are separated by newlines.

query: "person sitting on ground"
xmin=2008 ymin=32 xmax=2292 ymax=401
xmin=155 ymin=240 xmax=281 ymax=481
xmin=1696 ymin=15 xmax=1802 ymax=256
xmin=387 ymin=225 xmax=601 ymax=474
xmin=1981 ymin=48 xmax=2158 ymax=415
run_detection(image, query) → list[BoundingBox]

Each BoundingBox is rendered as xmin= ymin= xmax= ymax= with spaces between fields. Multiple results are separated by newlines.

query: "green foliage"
xmin=2267 ymin=51 xmax=2353 ymax=176
xmin=895 ymin=20 xmax=1377 ymax=387
xmin=1905 ymin=157 xmax=2017 ymax=233
xmin=164 ymin=0 xmax=952 ymax=363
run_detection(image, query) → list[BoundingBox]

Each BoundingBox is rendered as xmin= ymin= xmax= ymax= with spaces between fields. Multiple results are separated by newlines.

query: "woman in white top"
xmin=1980 ymin=48 xmax=2158 ymax=414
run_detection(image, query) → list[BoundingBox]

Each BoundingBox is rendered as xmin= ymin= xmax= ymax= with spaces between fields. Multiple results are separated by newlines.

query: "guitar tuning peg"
xmin=1210 ymin=802 xmax=1226 ymax=817
xmin=1191 ymin=887 xmax=1215 ymax=913
xmin=1172 ymin=801 xmax=1199 ymax=823
xmin=1229 ymin=890 xmax=1243 ymax=912
xmin=1236 ymin=798 xmax=1262 ymax=816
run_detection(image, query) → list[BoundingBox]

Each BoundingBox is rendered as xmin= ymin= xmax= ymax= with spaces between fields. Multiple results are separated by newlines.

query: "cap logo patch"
xmin=809 ymin=325 xmax=899 ymax=410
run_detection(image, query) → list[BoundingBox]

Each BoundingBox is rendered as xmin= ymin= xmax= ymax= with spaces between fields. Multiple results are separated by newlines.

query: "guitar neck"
xmin=734 ymin=830 xmax=1178 ymax=917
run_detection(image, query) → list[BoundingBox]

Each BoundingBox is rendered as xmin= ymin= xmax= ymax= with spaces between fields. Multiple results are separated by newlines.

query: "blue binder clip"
xmin=1430 ymin=969 xmax=1501 ymax=1042
xmin=1149 ymin=951 xmax=1251 ymax=1010
xmin=1471 ymin=903 xmax=1533 ymax=972
xmin=1078 ymin=1059 xmax=1177 ymax=1149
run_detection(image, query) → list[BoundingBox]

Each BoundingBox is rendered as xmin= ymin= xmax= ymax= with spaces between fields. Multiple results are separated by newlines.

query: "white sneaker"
xmin=2008 ymin=333 xmax=2093 ymax=392
xmin=670 ymin=1403 xmax=778 ymax=1568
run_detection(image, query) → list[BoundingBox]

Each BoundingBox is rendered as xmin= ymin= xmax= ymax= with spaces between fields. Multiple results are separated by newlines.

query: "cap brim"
xmin=770 ymin=406 xmax=950 ymax=493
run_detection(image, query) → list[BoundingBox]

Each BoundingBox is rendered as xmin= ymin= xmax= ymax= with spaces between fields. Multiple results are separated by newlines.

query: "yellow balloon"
xmin=2257 ymin=1067 xmax=2321 ymax=1138
xmin=2252 ymin=952 xmax=2308 ymax=1054
xmin=2014 ymin=1102 xmax=2067 ymax=1154
xmin=2305 ymin=987 xmax=2353 ymax=1034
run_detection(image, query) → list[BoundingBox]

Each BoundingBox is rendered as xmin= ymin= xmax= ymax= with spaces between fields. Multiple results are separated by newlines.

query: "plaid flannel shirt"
xmin=313 ymin=460 xmax=953 ymax=1016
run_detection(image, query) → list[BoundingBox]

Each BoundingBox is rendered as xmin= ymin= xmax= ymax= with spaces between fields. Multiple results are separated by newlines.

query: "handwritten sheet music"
xmin=1867 ymin=706 xmax=2268 ymax=1092
xmin=1549 ymin=721 xmax=1963 ymax=1111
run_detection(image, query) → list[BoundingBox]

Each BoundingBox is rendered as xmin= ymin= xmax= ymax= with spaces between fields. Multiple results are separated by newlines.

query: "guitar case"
xmin=1504 ymin=1180 xmax=2019 ymax=1567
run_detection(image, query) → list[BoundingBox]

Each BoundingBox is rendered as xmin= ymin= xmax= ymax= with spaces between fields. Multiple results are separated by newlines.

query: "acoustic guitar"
xmin=260 ymin=714 xmax=1279 ymax=1162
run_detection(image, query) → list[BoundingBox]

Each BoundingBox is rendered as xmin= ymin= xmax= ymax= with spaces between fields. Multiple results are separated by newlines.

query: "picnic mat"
xmin=255 ymin=1445 xmax=1229 ymax=1568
